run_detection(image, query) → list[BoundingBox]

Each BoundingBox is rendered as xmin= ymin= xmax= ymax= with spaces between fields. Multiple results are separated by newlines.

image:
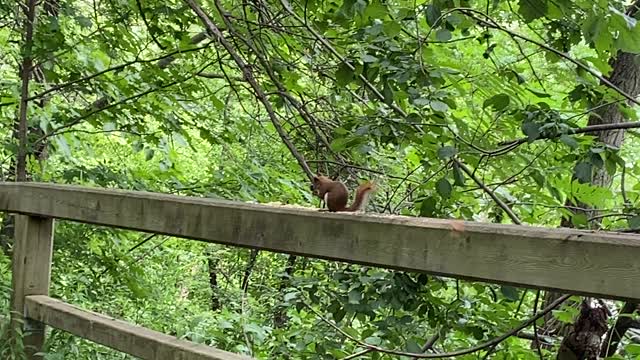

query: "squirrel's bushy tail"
xmin=346 ymin=182 xmax=375 ymax=211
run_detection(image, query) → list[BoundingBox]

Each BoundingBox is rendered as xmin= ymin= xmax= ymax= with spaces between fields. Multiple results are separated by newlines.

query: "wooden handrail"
xmin=2 ymin=182 xmax=640 ymax=300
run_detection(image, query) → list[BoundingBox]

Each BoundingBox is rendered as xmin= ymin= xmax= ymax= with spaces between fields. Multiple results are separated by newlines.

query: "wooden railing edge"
xmin=2 ymin=182 xmax=640 ymax=300
xmin=24 ymin=295 xmax=252 ymax=360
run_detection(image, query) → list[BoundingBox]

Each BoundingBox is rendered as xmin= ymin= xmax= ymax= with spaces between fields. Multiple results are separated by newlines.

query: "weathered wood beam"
xmin=1 ymin=182 xmax=640 ymax=300
xmin=11 ymin=215 xmax=54 ymax=359
xmin=25 ymin=295 xmax=252 ymax=360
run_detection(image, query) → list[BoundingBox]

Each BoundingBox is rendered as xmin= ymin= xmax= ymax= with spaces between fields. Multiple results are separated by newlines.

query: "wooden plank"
xmin=24 ymin=295 xmax=252 ymax=360
xmin=10 ymin=215 xmax=54 ymax=359
xmin=1 ymin=182 xmax=640 ymax=300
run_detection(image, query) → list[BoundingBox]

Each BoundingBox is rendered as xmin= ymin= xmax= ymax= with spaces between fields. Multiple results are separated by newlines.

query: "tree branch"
xmin=184 ymin=0 xmax=313 ymax=179
xmin=499 ymin=121 xmax=640 ymax=148
xmin=38 ymin=61 xmax=214 ymax=142
xmin=279 ymin=0 xmax=408 ymax=119
xmin=460 ymin=8 xmax=640 ymax=106
xmin=453 ymin=158 xmax=522 ymax=225
xmin=27 ymin=41 xmax=213 ymax=102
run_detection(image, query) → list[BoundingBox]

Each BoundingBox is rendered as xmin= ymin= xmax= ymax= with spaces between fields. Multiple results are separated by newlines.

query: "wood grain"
xmin=2 ymin=182 xmax=640 ymax=300
xmin=10 ymin=215 xmax=54 ymax=359
xmin=25 ymin=295 xmax=252 ymax=360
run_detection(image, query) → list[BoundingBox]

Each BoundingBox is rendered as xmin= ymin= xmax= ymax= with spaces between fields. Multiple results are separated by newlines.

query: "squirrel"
xmin=311 ymin=174 xmax=375 ymax=212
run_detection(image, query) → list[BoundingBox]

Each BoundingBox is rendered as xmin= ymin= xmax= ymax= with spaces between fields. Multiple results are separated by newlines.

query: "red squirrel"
xmin=311 ymin=174 xmax=375 ymax=212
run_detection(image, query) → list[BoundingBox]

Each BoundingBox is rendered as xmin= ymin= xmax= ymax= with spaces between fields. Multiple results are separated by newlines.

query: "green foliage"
xmin=1 ymin=0 xmax=640 ymax=358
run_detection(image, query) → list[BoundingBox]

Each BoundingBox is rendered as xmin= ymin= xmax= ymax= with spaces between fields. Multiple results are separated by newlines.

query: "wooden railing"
xmin=4 ymin=182 xmax=640 ymax=359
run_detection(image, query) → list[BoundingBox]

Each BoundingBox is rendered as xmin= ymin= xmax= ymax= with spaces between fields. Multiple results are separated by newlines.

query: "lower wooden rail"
xmin=24 ymin=295 xmax=252 ymax=360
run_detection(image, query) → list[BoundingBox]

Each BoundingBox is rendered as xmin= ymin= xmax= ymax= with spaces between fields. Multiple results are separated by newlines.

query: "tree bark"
xmin=551 ymin=5 xmax=640 ymax=356
xmin=557 ymin=301 xmax=609 ymax=360
xmin=16 ymin=0 xmax=38 ymax=182
xmin=1 ymin=0 xmax=58 ymax=257
xmin=601 ymin=302 xmax=640 ymax=357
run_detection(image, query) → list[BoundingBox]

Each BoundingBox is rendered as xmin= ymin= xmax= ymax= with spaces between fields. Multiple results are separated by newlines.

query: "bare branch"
xmin=184 ymin=0 xmax=313 ymax=179
xmin=499 ymin=121 xmax=640 ymax=148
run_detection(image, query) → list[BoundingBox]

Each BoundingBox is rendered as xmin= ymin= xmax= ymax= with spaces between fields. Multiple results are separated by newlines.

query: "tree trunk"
xmin=1 ymin=0 xmax=59 ymax=257
xmin=16 ymin=0 xmax=37 ymax=182
xmin=551 ymin=12 xmax=640 ymax=357
xmin=601 ymin=302 xmax=640 ymax=357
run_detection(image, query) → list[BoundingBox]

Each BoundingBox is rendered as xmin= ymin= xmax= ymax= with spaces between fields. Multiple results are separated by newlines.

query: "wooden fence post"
xmin=10 ymin=214 xmax=54 ymax=359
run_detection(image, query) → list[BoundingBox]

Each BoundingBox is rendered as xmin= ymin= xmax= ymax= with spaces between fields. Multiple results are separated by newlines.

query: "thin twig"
xmin=453 ymin=158 xmax=522 ymax=225
xmin=460 ymin=8 xmax=640 ymax=106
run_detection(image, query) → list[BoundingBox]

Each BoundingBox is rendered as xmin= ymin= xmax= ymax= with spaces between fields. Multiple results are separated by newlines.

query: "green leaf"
xmin=574 ymin=162 xmax=592 ymax=183
xmin=628 ymin=215 xmax=640 ymax=229
xmin=437 ymin=146 xmax=457 ymax=159
xmin=333 ymin=308 xmax=346 ymax=322
xmin=436 ymin=178 xmax=452 ymax=199
xmin=424 ymin=4 xmax=441 ymax=27
xmin=144 ymin=148 xmax=154 ymax=161
xmin=55 ymin=136 xmax=71 ymax=158
xmin=283 ymin=291 xmax=298 ymax=302
xmin=518 ymin=0 xmax=547 ymax=22
xmin=500 ymin=286 xmax=520 ymax=301
xmin=430 ymin=100 xmax=449 ymax=113
xmin=483 ymin=94 xmax=510 ymax=111
xmin=335 ymin=63 xmax=353 ymax=86
xmin=553 ymin=308 xmax=578 ymax=324
xmin=522 ymin=122 xmax=541 ymax=141
xmin=590 ymin=153 xmax=604 ymax=169
xmin=605 ymin=157 xmax=617 ymax=176
xmin=560 ymin=134 xmax=578 ymax=149
xmin=330 ymin=137 xmax=348 ymax=151
xmin=405 ymin=339 xmax=423 ymax=353
xmin=382 ymin=81 xmax=394 ymax=105
xmin=210 ymin=96 xmax=225 ymax=110
xmin=527 ymin=88 xmax=551 ymax=98
xmin=420 ymin=197 xmax=437 ymax=217
xmin=75 ymin=15 xmax=93 ymax=28
xmin=571 ymin=213 xmax=588 ymax=227
xmin=383 ymin=21 xmax=402 ymax=37
xmin=625 ymin=343 xmax=640 ymax=355
xmin=362 ymin=54 xmax=378 ymax=63
xmin=435 ymin=29 xmax=452 ymax=42
xmin=610 ymin=6 xmax=640 ymax=52
xmin=582 ymin=14 xmax=608 ymax=52
xmin=348 ymin=288 xmax=362 ymax=304
xmin=453 ymin=163 xmax=465 ymax=186
xmin=364 ymin=0 xmax=388 ymax=19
